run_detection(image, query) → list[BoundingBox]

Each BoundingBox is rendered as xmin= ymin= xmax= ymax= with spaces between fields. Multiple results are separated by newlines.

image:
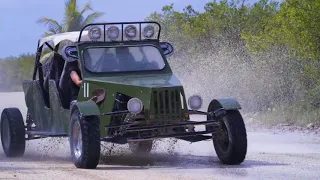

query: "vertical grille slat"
xmin=151 ymin=88 xmax=184 ymax=120
xmin=156 ymin=91 xmax=161 ymax=118
xmin=168 ymin=90 xmax=172 ymax=119
xmin=170 ymin=91 xmax=175 ymax=116
xmin=163 ymin=90 xmax=167 ymax=117
xmin=176 ymin=90 xmax=182 ymax=117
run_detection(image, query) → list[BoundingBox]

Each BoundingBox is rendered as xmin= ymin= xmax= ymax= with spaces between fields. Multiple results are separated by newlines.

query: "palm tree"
xmin=37 ymin=0 xmax=105 ymax=37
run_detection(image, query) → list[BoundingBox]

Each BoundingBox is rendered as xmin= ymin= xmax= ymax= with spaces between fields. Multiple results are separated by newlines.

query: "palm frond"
xmin=82 ymin=12 xmax=105 ymax=26
xmin=61 ymin=24 xmax=69 ymax=33
xmin=80 ymin=1 xmax=93 ymax=15
xmin=69 ymin=16 xmax=84 ymax=31
xmin=37 ymin=17 xmax=62 ymax=34
xmin=48 ymin=27 xmax=58 ymax=34
xmin=64 ymin=0 xmax=79 ymax=25
xmin=43 ymin=32 xmax=56 ymax=37
xmin=65 ymin=0 xmax=78 ymax=17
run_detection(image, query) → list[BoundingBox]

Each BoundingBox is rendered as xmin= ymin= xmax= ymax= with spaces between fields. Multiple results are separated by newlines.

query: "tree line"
xmin=146 ymin=0 xmax=320 ymax=113
xmin=0 ymin=0 xmax=319 ymax=116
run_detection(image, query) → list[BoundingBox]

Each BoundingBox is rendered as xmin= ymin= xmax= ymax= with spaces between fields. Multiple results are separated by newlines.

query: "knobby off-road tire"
xmin=70 ymin=109 xmax=101 ymax=169
xmin=212 ymin=110 xmax=247 ymax=165
xmin=129 ymin=140 xmax=153 ymax=155
xmin=0 ymin=108 xmax=26 ymax=157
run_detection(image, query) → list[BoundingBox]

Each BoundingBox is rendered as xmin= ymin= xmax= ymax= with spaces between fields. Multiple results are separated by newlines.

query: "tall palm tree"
xmin=37 ymin=0 xmax=105 ymax=37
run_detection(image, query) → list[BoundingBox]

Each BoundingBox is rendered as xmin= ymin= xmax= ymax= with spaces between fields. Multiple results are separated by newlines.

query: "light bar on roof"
xmin=78 ymin=21 xmax=161 ymax=42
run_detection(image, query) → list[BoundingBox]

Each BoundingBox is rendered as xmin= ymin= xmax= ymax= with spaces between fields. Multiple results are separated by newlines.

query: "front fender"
xmin=208 ymin=98 xmax=241 ymax=112
xmin=206 ymin=99 xmax=241 ymax=131
xmin=70 ymin=100 xmax=100 ymax=117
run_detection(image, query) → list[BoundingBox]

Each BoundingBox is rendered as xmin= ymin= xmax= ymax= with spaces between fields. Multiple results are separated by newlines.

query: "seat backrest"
xmin=43 ymin=52 xmax=65 ymax=93
xmin=53 ymin=53 xmax=66 ymax=84
xmin=43 ymin=53 xmax=54 ymax=94
xmin=58 ymin=61 xmax=72 ymax=109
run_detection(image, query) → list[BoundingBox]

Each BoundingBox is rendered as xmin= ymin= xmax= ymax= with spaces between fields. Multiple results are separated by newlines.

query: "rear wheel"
xmin=210 ymin=110 xmax=247 ymax=165
xmin=0 ymin=108 xmax=26 ymax=157
xmin=129 ymin=140 xmax=153 ymax=155
xmin=69 ymin=109 xmax=101 ymax=169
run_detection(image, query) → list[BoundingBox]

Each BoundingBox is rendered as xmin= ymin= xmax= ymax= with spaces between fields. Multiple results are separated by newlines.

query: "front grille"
xmin=151 ymin=88 xmax=185 ymax=120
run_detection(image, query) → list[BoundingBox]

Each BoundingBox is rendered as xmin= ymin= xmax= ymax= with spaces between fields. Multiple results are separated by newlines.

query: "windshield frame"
xmin=81 ymin=44 xmax=167 ymax=74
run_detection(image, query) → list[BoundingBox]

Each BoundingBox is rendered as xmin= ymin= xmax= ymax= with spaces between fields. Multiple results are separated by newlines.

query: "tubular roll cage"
xmin=33 ymin=21 xmax=161 ymax=80
xmin=78 ymin=21 xmax=162 ymax=42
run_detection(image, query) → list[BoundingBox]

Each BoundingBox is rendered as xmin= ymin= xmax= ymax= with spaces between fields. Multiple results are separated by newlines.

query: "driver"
xmin=69 ymin=60 xmax=82 ymax=107
xmin=115 ymin=46 xmax=136 ymax=70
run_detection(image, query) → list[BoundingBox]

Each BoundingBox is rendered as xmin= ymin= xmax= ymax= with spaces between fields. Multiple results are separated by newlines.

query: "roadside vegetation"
xmin=0 ymin=0 xmax=319 ymax=126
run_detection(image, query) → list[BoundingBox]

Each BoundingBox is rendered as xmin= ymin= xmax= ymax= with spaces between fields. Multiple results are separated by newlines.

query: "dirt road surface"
xmin=0 ymin=92 xmax=320 ymax=180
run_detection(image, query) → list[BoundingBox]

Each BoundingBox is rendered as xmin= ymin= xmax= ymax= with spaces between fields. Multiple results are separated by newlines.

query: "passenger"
xmin=84 ymin=48 xmax=119 ymax=72
xmin=115 ymin=47 xmax=136 ymax=71
xmin=69 ymin=60 xmax=82 ymax=107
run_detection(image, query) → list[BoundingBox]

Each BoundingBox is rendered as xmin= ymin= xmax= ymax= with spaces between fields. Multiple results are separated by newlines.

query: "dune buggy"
xmin=0 ymin=21 xmax=247 ymax=169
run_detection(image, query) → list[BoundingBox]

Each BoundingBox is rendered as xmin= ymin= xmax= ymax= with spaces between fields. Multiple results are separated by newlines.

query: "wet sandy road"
xmin=0 ymin=92 xmax=320 ymax=180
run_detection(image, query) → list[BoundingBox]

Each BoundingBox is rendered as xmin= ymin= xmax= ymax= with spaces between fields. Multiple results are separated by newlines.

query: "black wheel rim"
xmin=216 ymin=120 xmax=230 ymax=152
xmin=72 ymin=121 xmax=82 ymax=159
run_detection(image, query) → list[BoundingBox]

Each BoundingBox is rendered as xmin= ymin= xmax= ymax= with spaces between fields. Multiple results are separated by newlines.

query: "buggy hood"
xmin=85 ymin=73 xmax=182 ymax=88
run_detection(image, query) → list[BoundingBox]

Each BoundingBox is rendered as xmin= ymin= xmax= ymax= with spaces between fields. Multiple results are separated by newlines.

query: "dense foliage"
xmin=0 ymin=53 xmax=35 ymax=91
xmin=0 ymin=0 xmax=319 ymax=118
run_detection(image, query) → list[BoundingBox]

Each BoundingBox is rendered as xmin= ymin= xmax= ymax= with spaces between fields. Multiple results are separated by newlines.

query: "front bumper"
xmin=103 ymin=119 xmax=219 ymax=143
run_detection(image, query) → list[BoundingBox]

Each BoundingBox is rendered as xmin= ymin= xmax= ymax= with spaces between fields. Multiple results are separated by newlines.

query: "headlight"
xmin=88 ymin=26 xmax=101 ymax=40
xmin=127 ymin=98 xmax=143 ymax=114
xmin=188 ymin=95 xmax=203 ymax=110
xmin=124 ymin=25 xmax=137 ymax=39
xmin=143 ymin=25 xmax=154 ymax=38
xmin=107 ymin=26 xmax=120 ymax=40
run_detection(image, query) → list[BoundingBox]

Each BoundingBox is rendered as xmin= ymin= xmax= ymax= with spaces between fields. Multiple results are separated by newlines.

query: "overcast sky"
xmin=0 ymin=0 xmax=282 ymax=58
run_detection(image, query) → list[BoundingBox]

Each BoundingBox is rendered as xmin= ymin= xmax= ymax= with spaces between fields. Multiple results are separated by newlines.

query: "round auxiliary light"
xmin=61 ymin=45 xmax=78 ymax=62
xmin=127 ymin=98 xmax=143 ymax=114
xmin=107 ymin=26 xmax=120 ymax=40
xmin=88 ymin=26 xmax=101 ymax=40
xmin=143 ymin=25 xmax=155 ymax=38
xmin=124 ymin=25 xmax=137 ymax=39
xmin=188 ymin=95 xmax=203 ymax=110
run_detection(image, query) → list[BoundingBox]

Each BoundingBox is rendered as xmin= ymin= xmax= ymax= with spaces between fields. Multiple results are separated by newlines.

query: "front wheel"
xmin=211 ymin=110 xmax=247 ymax=165
xmin=69 ymin=109 xmax=101 ymax=169
xmin=0 ymin=108 xmax=26 ymax=157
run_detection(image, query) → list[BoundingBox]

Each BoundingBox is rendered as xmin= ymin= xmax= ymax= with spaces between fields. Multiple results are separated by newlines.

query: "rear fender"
xmin=70 ymin=100 xmax=100 ymax=117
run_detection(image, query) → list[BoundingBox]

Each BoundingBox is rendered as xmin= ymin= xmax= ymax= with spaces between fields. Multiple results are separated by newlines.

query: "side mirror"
xmin=160 ymin=42 xmax=174 ymax=57
xmin=62 ymin=45 xmax=78 ymax=62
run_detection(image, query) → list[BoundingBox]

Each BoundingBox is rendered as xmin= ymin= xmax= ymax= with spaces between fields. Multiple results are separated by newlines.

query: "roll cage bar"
xmin=32 ymin=40 xmax=59 ymax=80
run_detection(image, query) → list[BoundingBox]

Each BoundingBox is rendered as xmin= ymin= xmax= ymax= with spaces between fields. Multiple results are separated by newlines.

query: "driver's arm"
xmin=70 ymin=71 xmax=82 ymax=87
